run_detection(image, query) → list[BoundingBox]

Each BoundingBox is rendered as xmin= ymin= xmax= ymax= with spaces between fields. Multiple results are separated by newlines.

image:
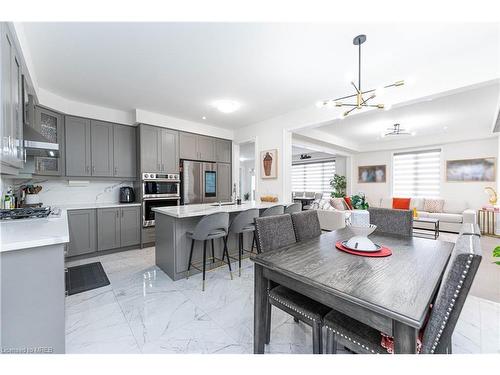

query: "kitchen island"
xmin=153 ymin=201 xmax=283 ymax=280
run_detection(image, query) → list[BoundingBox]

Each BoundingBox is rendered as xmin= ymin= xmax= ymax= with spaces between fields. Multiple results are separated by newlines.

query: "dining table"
xmin=251 ymin=228 xmax=454 ymax=354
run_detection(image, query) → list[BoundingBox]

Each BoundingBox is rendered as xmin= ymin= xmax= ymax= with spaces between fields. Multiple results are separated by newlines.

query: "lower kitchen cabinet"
xmin=96 ymin=206 xmax=140 ymax=251
xmin=120 ymin=206 xmax=141 ymax=247
xmin=67 ymin=209 xmax=97 ymax=257
xmin=97 ymin=208 xmax=121 ymax=251
xmin=67 ymin=206 xmax=140 ymax=257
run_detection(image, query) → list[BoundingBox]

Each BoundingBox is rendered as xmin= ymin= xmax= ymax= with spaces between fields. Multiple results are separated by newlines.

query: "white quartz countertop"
xmin=55 ymin=202 xmax=141 ymax=210
xmin=1 ymin=209 xmax=70 ymax=253
xmin=153 ymin=201 xmax=287 ymax=218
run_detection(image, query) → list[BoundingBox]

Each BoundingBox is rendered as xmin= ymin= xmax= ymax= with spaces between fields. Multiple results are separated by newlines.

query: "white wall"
xmin=351 ymin=137 xmax=499 ymax=209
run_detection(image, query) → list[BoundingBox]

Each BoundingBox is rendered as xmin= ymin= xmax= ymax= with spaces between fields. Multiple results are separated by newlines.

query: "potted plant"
xmin=330 ymin=174 xmax=346 ymax=198
xmin=244 ymin=192 xmax=250 ymax=201
xmin=350 ymin=192 xmax=369 ymax=210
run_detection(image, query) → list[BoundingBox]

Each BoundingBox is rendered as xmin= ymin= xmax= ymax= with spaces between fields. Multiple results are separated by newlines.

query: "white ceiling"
xmin=315 ymin=82 xmax=500 ymax=151
xmin=22 ymin=22 xmax=500 ymax=129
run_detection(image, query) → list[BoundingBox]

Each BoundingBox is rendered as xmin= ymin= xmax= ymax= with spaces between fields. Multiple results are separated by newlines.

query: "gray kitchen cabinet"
xmin=197 ymin=135 xmax=215 ymax=161
xmin=217 ymin=162 xmax=232 ymax=202
xmin=97 ymin=206 xmax=140 ymax=250
xmin=91 ymin=120 xmax=114 ymax=176
xmin=113 ymin=124 xmax=136 ymax=178
xmin=140 ymin=124 xmax=161 ymax=172
xmin=1 ymin=23 xmax=24 ymax=171
xmin=179 ymin=131 xmax=198 ymax=160
xmin=120 ymin=206 xmax=141 ymax=247
xmin=179 ymin=132 xmax=216 ymax=161
xmin=65 ymin=116 xmax=91 ymax=176
xmin=97 ymin=207 xmax=121 ymax=251
xmin=159 ymin=128 xmax=178 ymax=173
xmin=67 ymin=209 xmax=97 ymax=256
xmin=215 ymin=139 xmax=232 ymax=163
xmin=33 ymin=106 xmax=65 ymax=176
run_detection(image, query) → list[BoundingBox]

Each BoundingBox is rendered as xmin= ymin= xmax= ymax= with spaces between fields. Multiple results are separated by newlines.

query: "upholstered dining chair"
xmin=254 ymin=214 xmax=331 ymax=354
xmin=291 ymin=210 xmax=322 ymax=242
xmin=368 ymin=207 xmax=413 ymax=237
xmin=284 ymin=203 xmax=302 ymax=214
xmin=324 ymin=234 xmax=482 ymax=354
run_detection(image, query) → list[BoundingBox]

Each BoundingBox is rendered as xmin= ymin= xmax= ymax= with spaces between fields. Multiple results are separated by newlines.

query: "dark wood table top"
xmin=252 ymin=228 xmax=453 ymax=328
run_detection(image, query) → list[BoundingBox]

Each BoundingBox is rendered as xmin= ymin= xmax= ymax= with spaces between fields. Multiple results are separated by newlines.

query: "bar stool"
xmin=227 ymin=208 xmax=260 ymax=276
xmin=186 ymin=212 xmax=232 ymax=291
xmin=261 ymin=205 xmax=284 ymax=217
xmin=284 ymin=203 xmax=301 ymax=214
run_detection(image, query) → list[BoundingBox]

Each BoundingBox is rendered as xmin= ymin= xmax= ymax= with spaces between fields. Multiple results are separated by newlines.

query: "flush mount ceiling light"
xmin=212 ymin=100 xmax=241 ymax=114
xmin=382 ymin=123 xmax=415 ymax=137
xmin=318 ymin=34 xmax=404 ymax=117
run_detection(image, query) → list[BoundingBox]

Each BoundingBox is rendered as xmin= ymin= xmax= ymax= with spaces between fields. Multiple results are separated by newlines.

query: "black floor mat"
xmin=65 ymin=262 xmax=110 ymax=296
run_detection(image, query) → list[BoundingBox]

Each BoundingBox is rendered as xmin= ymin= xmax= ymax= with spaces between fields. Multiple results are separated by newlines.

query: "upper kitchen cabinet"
xmin=179 ymin=132 xmax=218 ymax=161
xmin=139 ymin=124 xmax=178 ymax=173
xmin=32 ymin=106 xmax=65 ymax=176
xmin=197 ymin=135 xmax=215 ymax=161
xmin=160 ymin=128 xmax=178 ymax=173
xmin=113 ymin=124 xmax=136 ymax=178
xmin=179 ymin=132 xmax=198 ymax=160
xmin=65 ymin=116 xmax=91 ymax=176
xmin=139 ymin=124 xmax=160 ymax=172
xmin=215 ymin=139 xmax=232 ymax=163
xmin=90 ymin=120 xmax=114 ymax=176
xmin=1 ymin=23 xmax=24 ymax=172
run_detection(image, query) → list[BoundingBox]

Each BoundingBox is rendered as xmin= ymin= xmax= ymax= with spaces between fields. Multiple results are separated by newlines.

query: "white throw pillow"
xmin=330 ymin=198 xmax=346 ymax=211
xmin=423 ymin=198 xmax=445 ymax=213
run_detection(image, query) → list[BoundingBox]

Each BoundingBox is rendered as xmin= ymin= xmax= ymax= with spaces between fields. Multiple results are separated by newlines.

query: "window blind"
xmin=292 ymin=160 xmax=336 ymax=197
xmin=393 ymin=149 xmax=441 ymax=198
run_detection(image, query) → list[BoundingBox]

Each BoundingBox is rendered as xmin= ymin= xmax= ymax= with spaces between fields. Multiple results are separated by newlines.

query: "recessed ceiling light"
xmin=212 ymin=100 xmax=241 ymax=114
xmin=443 ymin=126 xmax=448 ymax=131
xmin=202 ymin=116 xmax=207 ymax=120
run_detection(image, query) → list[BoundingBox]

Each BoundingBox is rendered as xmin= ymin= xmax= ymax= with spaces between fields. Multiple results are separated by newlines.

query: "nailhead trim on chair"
xmin=255 ymin=224 xmax=264 ymax=253
xmin=268 ymin=292 xmax=318 ymax=322
xmin=324 ymin=326 xmax=377 ymax=354
xmin=429 ymin=254 xmax=474 ymax=354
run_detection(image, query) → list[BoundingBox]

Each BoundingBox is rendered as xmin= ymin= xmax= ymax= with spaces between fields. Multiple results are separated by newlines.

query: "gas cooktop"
xmin=0 ymin=207 xmax=56 ymax=220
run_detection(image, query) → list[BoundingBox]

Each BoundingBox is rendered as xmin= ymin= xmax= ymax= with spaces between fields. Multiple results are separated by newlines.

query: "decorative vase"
xmin=263 ymin=152 xmax=273 ymax=176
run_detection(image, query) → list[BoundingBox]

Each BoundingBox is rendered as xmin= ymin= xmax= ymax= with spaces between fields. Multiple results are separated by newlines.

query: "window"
xmin=292 ymin=160 xmax=336 ymax=197
xmin=393 ymin=149 xmax=441 ymax=198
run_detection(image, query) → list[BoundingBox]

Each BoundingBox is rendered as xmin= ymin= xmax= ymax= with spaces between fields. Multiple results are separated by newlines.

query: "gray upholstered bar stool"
xmin=324 ymin=234 xmax=482 ymax=354
xmin=186 ymin=212 xmax=232 ymax=291
xmin=227 ymin=208 xmax=260 ymax=276
xmin=368 ymin=207 xmax=413 ymax=237
xmin=254 ymin=214 xmax=331 ymax=354
xmin=284 ymin=203 xmax=302 ymax=214
xmin=261 ymin=204 xmax=285 ymax=217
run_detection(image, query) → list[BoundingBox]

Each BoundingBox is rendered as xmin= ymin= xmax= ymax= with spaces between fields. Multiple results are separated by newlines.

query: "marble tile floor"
xmin=65 ymin=245 xmax=499 ymax=354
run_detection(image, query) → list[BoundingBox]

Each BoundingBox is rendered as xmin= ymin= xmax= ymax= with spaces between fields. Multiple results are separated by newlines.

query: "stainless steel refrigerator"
xmin=181 ymin=160 xmax=218 ymax=204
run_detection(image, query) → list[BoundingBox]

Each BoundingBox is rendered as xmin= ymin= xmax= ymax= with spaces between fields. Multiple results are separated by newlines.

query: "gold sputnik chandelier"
xmin=318 ymin=34 xmax=404 ymax=117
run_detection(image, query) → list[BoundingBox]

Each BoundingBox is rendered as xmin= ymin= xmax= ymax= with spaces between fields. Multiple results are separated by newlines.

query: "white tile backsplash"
xmin=23 ymin=179 xmax=135 ymax=206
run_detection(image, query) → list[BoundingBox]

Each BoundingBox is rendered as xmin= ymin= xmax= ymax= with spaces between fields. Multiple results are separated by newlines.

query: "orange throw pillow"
xmin=343 ymin=197 xmax=353 ymax=210
xmin=392 ymin=198 xmax=411 ymax=210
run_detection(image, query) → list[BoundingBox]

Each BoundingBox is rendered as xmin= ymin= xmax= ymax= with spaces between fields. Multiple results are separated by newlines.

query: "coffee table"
xmin=413 ymin=217 xmax=440 ymax=239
